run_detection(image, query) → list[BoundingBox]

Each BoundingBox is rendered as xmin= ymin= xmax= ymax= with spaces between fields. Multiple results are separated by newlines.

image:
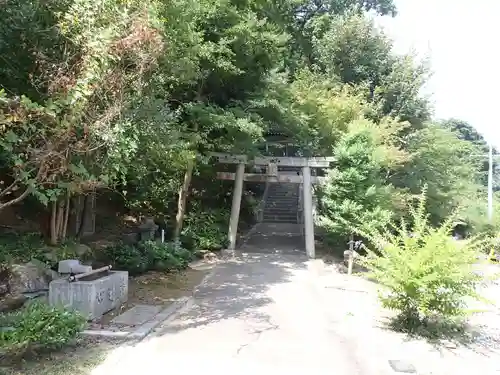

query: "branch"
xmin=0 ymin=186 xmax=32 ymax=211
xmin=0 ymin=163 xmax=46 ymax=211
xmin=0 ymin=177 xmax=21 ymax=198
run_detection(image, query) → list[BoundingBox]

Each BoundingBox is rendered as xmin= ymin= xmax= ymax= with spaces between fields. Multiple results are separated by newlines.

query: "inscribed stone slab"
xmin=111 ymin=305 xmax=161 ymax=326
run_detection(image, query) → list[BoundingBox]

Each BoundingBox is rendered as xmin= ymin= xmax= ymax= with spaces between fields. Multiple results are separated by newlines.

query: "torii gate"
xmin=212 ymin=153 xmax=334 ymax=258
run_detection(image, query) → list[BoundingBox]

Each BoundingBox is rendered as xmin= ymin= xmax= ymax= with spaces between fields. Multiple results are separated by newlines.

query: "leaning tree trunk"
xmin=173 ymin=118 xmax=199 ymax=242
xmin=173 ymin=157 xmax=195 ymax=241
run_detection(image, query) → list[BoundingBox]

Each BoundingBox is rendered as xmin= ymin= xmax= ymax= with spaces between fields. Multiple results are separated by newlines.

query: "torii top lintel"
xmin=211 ymin=153 xmax=335 ymax=168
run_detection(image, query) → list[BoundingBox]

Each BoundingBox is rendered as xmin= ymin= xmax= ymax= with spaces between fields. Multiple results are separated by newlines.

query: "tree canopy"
xmin=0 ymin=0 xmax=495 ymax=246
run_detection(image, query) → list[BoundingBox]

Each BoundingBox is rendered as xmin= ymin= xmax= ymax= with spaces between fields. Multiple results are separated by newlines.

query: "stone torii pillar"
xmin=228 ymin=162 xmax=245 ymax=250
xmin=301 ymin=165 xmax=315 ymax=258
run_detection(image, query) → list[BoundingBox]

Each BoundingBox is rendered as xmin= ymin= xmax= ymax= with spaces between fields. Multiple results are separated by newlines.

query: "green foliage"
xmin=312 ymin=14 xmax=430 ymax=126
xmin=0 ymin=231 xmax=83 ymax=267
xmin=0 ymin=232 xmax=46 ymax=265
xmin=182 ymin=207 xmax=229 ymax=250
xmin=318 ymin=126 xmax=392 ymax=239
xmin=359 ymin=191 xmax=487 ymax=332
xmin=443 ymin=118 xmax=500 ymax=190
xmin=102 ymin=243 xmax=149 ymax=275
xmin=392 ymin=124 xmax=482 ymax=225
xmin=103 ymin=240 xmax=195 ymax=275
xmin=317 ymin=119 xmax=407 ymax=240
xmin=0 ymin=302 xmax=86 ymax=357
xmin=138 ymin=241 xmax=194 ymax=271
xmin=0 ymin=0 xmax=492 ymax=253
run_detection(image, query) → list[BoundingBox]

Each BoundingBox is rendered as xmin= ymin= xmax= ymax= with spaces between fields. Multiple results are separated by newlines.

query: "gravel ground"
xmin=316 ymin=261 xmax=500 ymax=375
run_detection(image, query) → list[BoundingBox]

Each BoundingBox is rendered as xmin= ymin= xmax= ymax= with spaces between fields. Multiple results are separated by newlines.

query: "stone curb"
xmin=82 ymin=262 xmax=219 ymax=340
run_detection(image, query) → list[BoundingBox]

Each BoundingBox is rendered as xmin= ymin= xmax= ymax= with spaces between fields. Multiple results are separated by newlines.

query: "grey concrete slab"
xmin=111 ymin=305 xmax=161 ymax=326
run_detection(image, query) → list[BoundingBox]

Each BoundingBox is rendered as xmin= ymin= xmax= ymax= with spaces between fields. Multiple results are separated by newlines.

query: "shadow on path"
xmin=153 ymin=252 xmax=307 ymax=335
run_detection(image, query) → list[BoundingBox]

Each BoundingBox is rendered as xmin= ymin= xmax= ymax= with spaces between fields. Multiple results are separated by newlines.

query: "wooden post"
xmin=302 ymin=165 xmax=315 ymax=258
xmin=228 ymin=163 xmax=245 ymax=250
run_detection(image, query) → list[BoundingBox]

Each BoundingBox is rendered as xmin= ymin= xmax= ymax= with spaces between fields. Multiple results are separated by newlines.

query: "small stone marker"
xmin=111 ymin=305 xmax=161 ymax=326
xmin=138 ymin=218 xmax=159 ymax=241
xmin=388 ymin=360 xmax=417 ymax=373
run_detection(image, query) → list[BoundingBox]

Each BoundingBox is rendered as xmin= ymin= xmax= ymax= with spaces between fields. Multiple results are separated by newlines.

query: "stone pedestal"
xmin=49 ymin=270 xmax=128 ymax=321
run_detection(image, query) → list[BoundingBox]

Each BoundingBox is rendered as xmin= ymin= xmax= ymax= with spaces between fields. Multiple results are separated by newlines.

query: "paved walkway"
xmin=92 ymin=224 xmax=388 ymax=375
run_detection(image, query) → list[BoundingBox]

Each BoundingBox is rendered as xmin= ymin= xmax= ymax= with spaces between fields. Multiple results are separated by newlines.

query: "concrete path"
xmin=92 ymin=224 xmax=388 ymax=375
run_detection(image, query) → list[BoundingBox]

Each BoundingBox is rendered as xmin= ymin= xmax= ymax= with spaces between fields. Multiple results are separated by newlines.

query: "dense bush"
xmin=0 ymin=302 xmax=86 ymax=358
xmin=317 ymin=124 xmax=397 ymax=243
xmin=182 ymin=209 xmax=229 ymax=251
xmin=138 ymin=241 xmax=195 ymax=271
xmin=358 ymin=191 xmax=488 ymax=332
xmin=102 ymin=243 xmax=149 ymax=275
xmin=0 ymin=232 xmax=46 ymax=265
xmin=103 ymin=241 xmax=195 ymax=275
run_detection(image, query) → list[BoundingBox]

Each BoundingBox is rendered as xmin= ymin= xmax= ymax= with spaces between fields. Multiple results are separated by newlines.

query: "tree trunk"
xmin=173 ymin=158 xmax=195 ymax=241
xmin=173 ymin=118 xmax=199 ymax=243
xmin=56 ymin=198 xmax=64 ymax=240
xmin=49 ymin=201 xmax=58 ymax=245
xmin=77 ymin=194 xmax=89 ymax=239
xmin=61 ymin=192 xmax=70 ymax=241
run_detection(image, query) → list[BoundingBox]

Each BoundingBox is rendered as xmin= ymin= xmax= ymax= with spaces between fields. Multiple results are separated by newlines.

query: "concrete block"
xmin=49 ymin=270 xmax=128 ymax=320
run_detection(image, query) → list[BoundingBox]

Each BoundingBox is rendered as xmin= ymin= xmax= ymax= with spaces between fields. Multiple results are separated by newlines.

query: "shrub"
xmin=102 ymin=243 xmax=148 ymax=275
xmin=138 ymin=241 xmax=194 ymax=271
xmin=0 ymin=302 xmax=86 ymax=358
xmin=316 ymin=127 xmax=395 ymax=243
xmin=0 ymin=232 xmax=46 ymax=264
xmin=102 ymin=241 xmax=195 ymax=275
xmin=358 ymin=190 xmax=488 ymax=332
xmin=182 ymin=209 xmax=229 ymax=250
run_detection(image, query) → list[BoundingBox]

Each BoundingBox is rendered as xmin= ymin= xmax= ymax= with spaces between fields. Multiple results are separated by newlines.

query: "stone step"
xmin=266 ymin=202 xmax=298 ymax=206
xmin=264 ymin=213 xmax=298 ymax=218
xmin=263 ymin=208 xmax=297 ymax=214
xmin=263 ymin=214 xmax=298 ymax=221
xmin=264 ymin=207 xmax=298 ymax=212
xmin=262 ymin=217 xmax=298 ymax=223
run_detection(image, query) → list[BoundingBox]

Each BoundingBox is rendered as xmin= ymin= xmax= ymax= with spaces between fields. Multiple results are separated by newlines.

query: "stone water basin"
xmin=49 ymin=270 xmax=128 ymax=321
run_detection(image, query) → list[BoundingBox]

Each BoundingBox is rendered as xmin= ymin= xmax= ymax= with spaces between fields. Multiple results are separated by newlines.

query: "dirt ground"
xmin=1 ymin=338 xmax=120 ymax=375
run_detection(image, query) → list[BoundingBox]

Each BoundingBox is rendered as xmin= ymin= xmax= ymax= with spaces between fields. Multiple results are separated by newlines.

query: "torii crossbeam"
xmin=212 ymin=153 xmax=334 ymax=258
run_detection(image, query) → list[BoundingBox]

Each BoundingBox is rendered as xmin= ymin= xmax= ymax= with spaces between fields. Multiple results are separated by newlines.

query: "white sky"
xmin=376 ymin=0 xmax=500 ymax=146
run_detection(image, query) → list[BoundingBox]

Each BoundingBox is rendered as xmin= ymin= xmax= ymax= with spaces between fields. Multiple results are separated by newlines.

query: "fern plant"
xmin=358 ymin=189 xmax=488 ymax=328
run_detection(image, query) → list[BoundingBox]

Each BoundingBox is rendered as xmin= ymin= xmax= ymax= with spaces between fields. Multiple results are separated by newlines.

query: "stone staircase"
xmin=262 ymin=182 xmax=300 ymax=223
